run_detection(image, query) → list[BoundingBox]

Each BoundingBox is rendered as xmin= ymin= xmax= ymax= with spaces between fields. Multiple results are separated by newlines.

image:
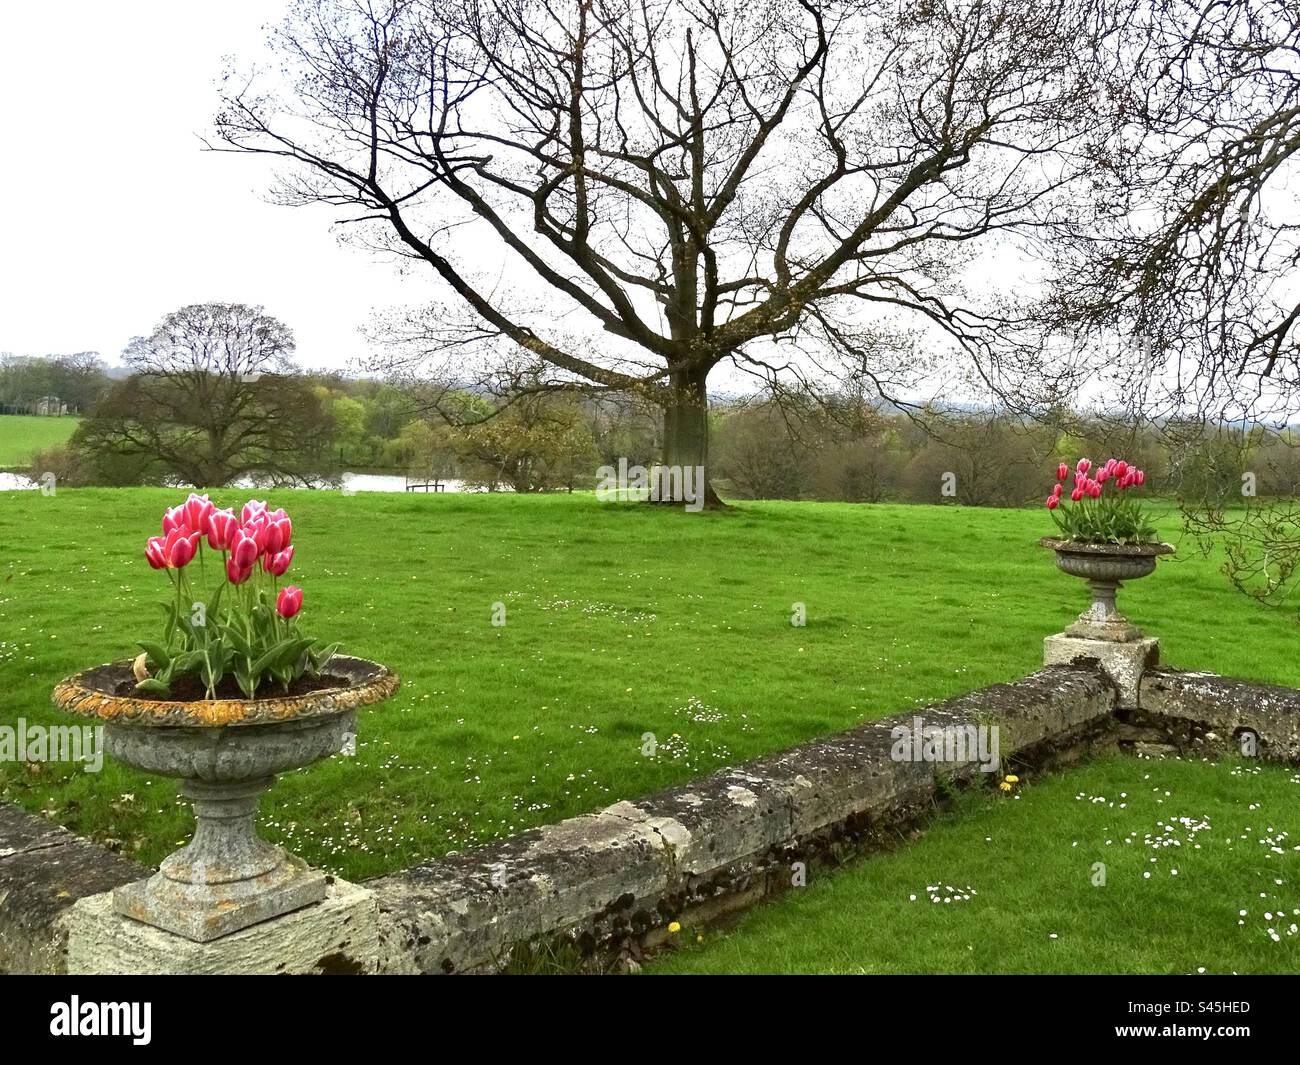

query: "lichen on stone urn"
xmin=51 ymin=655 xmax=399 ymax=942
xmin=1039 ymin=537 xmax=1174 ymax=642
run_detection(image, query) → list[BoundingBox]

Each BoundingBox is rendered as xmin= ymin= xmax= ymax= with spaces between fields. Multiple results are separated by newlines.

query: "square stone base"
xmin=1044 ymin=633 xmax=1158 ymax=709
xmin=113 ymin=857 xmax=327 ymax=943
xmin=67 ymin=878 xmax=378 ymax=975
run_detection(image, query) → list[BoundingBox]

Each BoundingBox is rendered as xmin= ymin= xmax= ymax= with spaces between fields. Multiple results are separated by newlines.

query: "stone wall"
xmin=371 ymin=665 xmax=1115 ymax=973
xmin=0 ymin=803 xmax=143 ymax=974
xmin=1139 ymin=668 xmax=1300 ymax=762
xmin=9 ymin=661 xmax=1300 ymax=975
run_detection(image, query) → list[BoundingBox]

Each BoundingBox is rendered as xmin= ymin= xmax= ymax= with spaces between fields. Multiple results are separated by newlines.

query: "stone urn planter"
xmin=52 ymin=655 xmax=398 ymax=942
xmin=1039 ymin=537 xmax=1174 ymax=642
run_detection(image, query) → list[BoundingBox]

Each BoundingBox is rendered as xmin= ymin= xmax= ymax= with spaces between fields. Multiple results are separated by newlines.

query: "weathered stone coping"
xmin=0 ymin=803 xmax=144 ymax=974
xmin=1139 ymin=668 xmax=1300 ymax=761
xmin=9 ymin=663 xmax=1300 ymax=974
xmin=371 ymin=665 xmax=1115 ymax=974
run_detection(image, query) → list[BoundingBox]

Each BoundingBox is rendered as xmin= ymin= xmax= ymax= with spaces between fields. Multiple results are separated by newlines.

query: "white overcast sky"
xmin=0 ymin=0 xmax=1092 ymax=402
xmin=0 ymin=0 xmax=424 ymax=371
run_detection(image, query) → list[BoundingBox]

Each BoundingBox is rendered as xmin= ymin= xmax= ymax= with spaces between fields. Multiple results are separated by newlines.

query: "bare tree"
xmin=1051 ymin=2 xmax=1300 ymax=615
xmin=75 ymin=303 xmax=335 ymax=486
xmin=1054 ymin=0 xmax=1300 ymax=423
xmin=901 ymin=413 xmax=1052 ymax=506
xmin=216 ymin=0 xmax=1107 ymax=505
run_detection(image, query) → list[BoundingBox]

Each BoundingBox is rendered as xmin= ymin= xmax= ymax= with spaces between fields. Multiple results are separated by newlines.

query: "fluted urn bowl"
xmin=52 ymin=655 xmax=398 ymax=942
xmin=1039 ymin=538 xmax=1174 ymax=642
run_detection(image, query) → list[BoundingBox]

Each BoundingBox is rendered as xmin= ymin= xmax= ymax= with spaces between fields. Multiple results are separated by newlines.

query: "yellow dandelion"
xmin=999 ymin=781 xmax=1012 ymax=792
xmin=667 ymin=921 xmax=681 ymax=934
xmin=1005 ymin=774 xmax=1019 ymax=784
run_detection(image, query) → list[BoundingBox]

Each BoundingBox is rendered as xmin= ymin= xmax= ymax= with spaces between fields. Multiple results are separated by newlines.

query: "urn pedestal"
xmin=1039 ymin=539 xmax=1173 ymax=708
xmin=1039 ymin=538 xmax=1174 ymax=642
xmin=53 ymin=656 xmax=397 ymax=943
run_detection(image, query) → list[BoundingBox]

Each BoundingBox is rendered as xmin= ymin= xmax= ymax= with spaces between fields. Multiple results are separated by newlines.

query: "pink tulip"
xmin=170 ymin=533 xmax=197 ymax=568
xmin=1088 ymin=482 xmax=1102 ymax=499
xmin=1114 ymin=460 xmax=1128 ymax=477
xmin=264 ymin=515 xmax=292 ymax=554
xmin=264 ymin=545 xmax=295 ymax=577
xmin=1134 ymin=469 xmax=1145 ymax=486
xmin=1096 ymin=468 xmax=1110 ymax=484
xmin=241 ymin=511 xmax=271 ymax=551
xmin=1104 ymin=458 xmax=1117 ymax=474
xmin=145 ymin=537 xmax=168 ymax=569
xmin=231 ymin=530 xmax=260 ymax=570
xmin=276 ymin=585 xmax=303 ymax=619
xmin=226 ymin=557 xmax=254 ymax=585
xmin=162 ymin=505 xmax=187 ymax=535
xmin=1076 ymin=458 xmax=1092 ymax=475
xmin=1046 ymin=495 xmax=1059 ymax=510
xmin=1051 ymin=482 xmax=1063 ymax=498
xmin=1056 ymin=463 xmax=1068 ymax=481
xmin=160 ymin=528 xmax=200 ymax=568
xmin=207 ymin=508 xmax=238 ymax=551
xmin=1070 ymin=487 xmax=1084 ymax=502
xmin=184 ymin=493 xmax=214 ymax=536
xmin=241 ymin=500 xmax=268 ymax=524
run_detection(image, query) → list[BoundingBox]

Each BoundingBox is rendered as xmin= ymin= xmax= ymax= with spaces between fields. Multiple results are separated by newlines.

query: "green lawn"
xmin=650 ymin=752 xmax=1300 ymax=974
xmin=1 ymin=489 xmax=1297 ymax=884
xmin=0 ymin=414 xmax=79 ymax=467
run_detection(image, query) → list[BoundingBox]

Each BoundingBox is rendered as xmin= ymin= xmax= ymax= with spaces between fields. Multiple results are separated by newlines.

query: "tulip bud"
xmin=145 ymin=537 xmax=168 ymax=569
xmin=265 ymin=545 xmax=295 ymax=577
xmin=207 ymin=508 xmax=238 ymax=550
xmin=1135 ymin=469 xmax=1145 ymax=486
xmin=276 ymin=585 xmax=303 ymax=619
xmin=264 ymin=514 xmax=293 ymax=554
xmin=1046 ymin=495 xmax=1059 ymax=510
xmin=168 ymin=536 xmax=196 ymax=569
xmin=272 ymin=516 xmax=292 ymax=552
xmin=162 ymin=505 xmax=186 ymax=535
xmin=1114 ymin=460 xmax=1128 ymax=477
xmin=1056 ymin=463 xmax=1068 ymax=481
xmin=243 ymin=513 xmax=270 ymax=552
xmin=231 ymin=531 xmax=260 ymax=569
xmin=1076 ymin=458 xmax=1092 ymax=475
xmin=226 ymin=557 xmax=254 ymax=585
xmin=184 ymin=493 xmax=214 ymax=536
xmin=1070 ymin=487 xmax=1084 ymax=502
xmin=241 ymin=499 xmax=268 ymax=524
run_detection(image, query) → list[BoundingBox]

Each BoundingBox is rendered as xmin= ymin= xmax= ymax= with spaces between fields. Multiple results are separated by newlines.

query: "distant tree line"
xmin=709 ymin=399 xmax=1300 ymax=508
xmin=16 ymin=303 xmax=1300 ymax=506
xmin=0 ymin=353 xmax=111 ymax=415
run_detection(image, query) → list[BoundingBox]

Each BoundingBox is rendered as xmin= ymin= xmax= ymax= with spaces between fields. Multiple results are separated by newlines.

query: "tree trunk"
xmin=661 ymin=365 xmax=725 ymax=508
